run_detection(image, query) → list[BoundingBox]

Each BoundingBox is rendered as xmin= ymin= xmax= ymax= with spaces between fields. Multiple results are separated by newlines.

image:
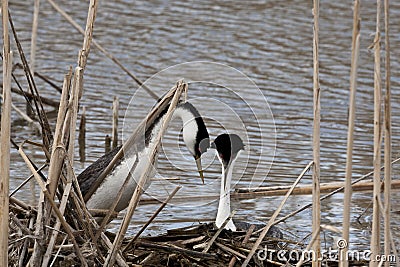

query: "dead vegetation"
xmin=1 ymin=0 xmax=398 ymax=266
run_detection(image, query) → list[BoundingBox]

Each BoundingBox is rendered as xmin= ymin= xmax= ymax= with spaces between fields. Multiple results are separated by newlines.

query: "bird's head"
xmin=176 ymin=102 xmax=210 ymax=183
xmin=211 ymin=133 xmax=245 ymax=169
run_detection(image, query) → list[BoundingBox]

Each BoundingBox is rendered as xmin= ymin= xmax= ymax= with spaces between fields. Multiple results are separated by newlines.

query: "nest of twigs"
xmin=9 ymin=202 xmax=287 ymax=267
xmin=124 ymin=222 xmax=285 ymax=267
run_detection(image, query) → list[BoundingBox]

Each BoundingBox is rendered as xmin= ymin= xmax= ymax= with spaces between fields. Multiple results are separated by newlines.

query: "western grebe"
xmin=77 ymin=101 xmax=210 ymax=215
xmin=211 ymin=133 xmax=244 ymax=231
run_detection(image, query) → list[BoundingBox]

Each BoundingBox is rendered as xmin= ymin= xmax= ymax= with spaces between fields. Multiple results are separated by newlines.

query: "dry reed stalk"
xmin=46 ymin=0 xmax=158 ymax=100
xmin=138 ymin=178 xmax=400 ymax=206
xmin=341 ymin=3 xmax=361 ymax=266
xmin=29 ymin=0 xmax=40 ymax=75
xmin=18 ymin=146 xmax=88 ymax=266
xmin=43 ymin=150 xmax=101 ymax=267
xmin=19 ymin=217 xmax=34 ymax=267
xmin=100 ymin=233 xmax=129 ymax=267
xmin=123 ymin=186 xmax=182 ymax=251
xmin=31 ymin=71 xmax=71 ymax=265
xmin=67 ymin=67 xmax=83 ymax=162
xmin=242 ymin=161 xmax=313 ymax=266
xmin=58 ymin=159 xmax=107 ymax=263
xmin=44 ymin=0 xmax=96 ymax=226
xmin=376 ymin=197 xmax=399 ymax=267
xmin=79 ymin=0 xmax=98 ymax=69
xmin=10 ymin=86 xmax=59 ymax=107
xmin=33 ymin=71 xmax=62 ymax=93
xmin=0 ymin=91 xmax=41 ymax=131
xmin=49 ymin=236 xmax=67 ymax=267
xmin=112 ymin=96 xmax=119 ymax=148
xmin=79 ymin=106 xmax=86 ymax=162
xmin=9 ymin=164 xmax=46 ymax=197
xmin=236 ymin=180 xmax=400 ymax=198
xmin=370 ymin=0 xmax=382 ymax=265
xmin=33 ymin=0 xmax=97 ymax=262
xmin=237 ymin=157 xmax=396 ymax=195
xmin=136 ymin=240 xmax=217 ymax=260
xmin=0 ymin=1 xmax=12 ymax=264
xmin=27 ymin=0 xmax=39 ymax=119
xmin=295 ymin=227 xmax=321 ymax=267
xmin=9 ymin=13 xmax=53 ymax=149
xmin=30 ymin=196 xmax=44 ymax=265
xmin=47 ymin=70 xmax=71 ymax=198
xmin=383 ymin=1 xmax=392 ymax=266
xmin=11 ymin=102 xmax=41 ymax=131
xmin=311 ymin=1 xmax=321 ymax=265
xmin=62 ymin=0 xmax=97 ymax=167
xmin=203 ymin=210 xmax=237 ymax=253
xmin=228 ymin=224 xmax=255 ymax=267
xmin=215 ymin=242 xmax=246 ymax=259
xmin=274 ymin=157 xmax=400 ymax=226
xmin=42 ymin=149 xmax=73 ymax=267
xmin=94 ymin=150 xmax=140 ymax=242
xmin=43 ymin=140 xmax=96 ymax=266
xmin=9 ymin=197 xmax=33 ymax=211
xmin=105 ymin=135 xmax=111 ymax=153
xmin=103 ymin=81 xmax=186 ymax=266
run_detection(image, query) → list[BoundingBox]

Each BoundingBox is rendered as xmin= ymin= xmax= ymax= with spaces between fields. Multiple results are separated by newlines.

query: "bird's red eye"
xmin=219 ymin=153 xmax=224 ymax=159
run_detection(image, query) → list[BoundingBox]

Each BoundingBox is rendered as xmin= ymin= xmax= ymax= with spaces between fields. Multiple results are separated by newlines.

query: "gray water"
xmin=7 ymin=0 xmax=400 ymax=253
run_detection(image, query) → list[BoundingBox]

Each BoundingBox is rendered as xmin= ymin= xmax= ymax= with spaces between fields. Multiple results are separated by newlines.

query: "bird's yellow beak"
xmin=194 ymin=155 xmax=204 ymax=184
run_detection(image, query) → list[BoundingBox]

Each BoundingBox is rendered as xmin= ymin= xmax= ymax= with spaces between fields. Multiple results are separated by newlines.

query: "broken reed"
xmin=79 ymin=106 xmax=86 ymax=163
xmin=112 ymin=96 xmax=119 ymax=148
xmin=29 ymin=0 xmax=40 ymax=76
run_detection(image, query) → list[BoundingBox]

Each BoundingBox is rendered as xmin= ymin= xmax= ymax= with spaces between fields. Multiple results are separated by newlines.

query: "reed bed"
xmin=1 ymin=0 xmax=399 ymax=266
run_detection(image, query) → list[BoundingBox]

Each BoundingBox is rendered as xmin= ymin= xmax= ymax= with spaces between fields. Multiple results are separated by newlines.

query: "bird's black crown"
xmin=211 ymin=133 xmax=245 ymax=168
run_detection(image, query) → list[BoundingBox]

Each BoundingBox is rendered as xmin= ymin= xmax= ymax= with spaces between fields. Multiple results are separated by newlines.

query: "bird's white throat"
xmin=215 ymin=154 xmax=239 ymax=231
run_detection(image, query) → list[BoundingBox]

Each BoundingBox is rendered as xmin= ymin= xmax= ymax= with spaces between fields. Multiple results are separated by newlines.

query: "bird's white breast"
xmin=86 ymin=123 xmax=162 ymax=212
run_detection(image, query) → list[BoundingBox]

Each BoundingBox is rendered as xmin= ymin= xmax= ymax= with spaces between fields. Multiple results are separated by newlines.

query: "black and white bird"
xmin=211 ymin=133 xmax=245 ymax=231
xmin=78 ymin=101 xmax=210 ymax=215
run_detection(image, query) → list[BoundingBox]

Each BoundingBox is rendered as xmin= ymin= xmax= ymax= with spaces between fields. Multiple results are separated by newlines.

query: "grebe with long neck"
xmin=211 ymin=133 xmax=244 ymax=231
xmin=78 ymin=101 xmax=209 ymax=214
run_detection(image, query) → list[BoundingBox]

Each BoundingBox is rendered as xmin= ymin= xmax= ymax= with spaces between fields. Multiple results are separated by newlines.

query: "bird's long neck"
xmin=215 ymin=157 xmax=237 ymax=231
xmin=145 ymin=103 xmax=198 ymax=151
